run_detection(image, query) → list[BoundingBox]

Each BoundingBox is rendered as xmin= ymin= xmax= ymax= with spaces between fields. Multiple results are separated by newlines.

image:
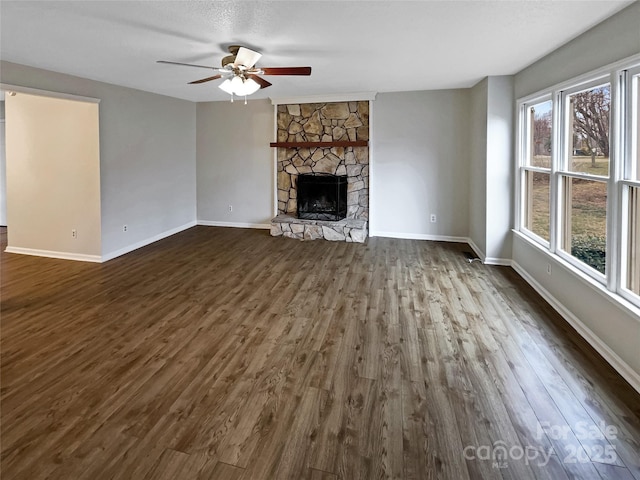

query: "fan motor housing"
xmin=221 ymin=45 xmax=242 ymax=67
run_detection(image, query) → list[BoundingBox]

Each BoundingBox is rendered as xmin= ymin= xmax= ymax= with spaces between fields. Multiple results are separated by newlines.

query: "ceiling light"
xmin=237 ymin=78 xmax=260 ymax=96
xmin=218 ymin=78 xmax=234 ymax=95
xmin=218 ymin=76 xmax=260 ymax=98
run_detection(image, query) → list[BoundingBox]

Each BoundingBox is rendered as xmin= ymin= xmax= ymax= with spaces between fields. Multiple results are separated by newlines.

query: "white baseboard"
xmin=483 ymin=257 xmax=512 ymax=266
xmin=511 ymin=261 xmax=640 ymax=394
xmin=369 ymin=231 xmax=469 ymax=243
xmin=466 ymin=238 xmax=511 ymax=265
xmin=466 ymin=237 xmax=486 ymax=261
xmin=367 ymin=232 xmax=511 ymax=265
xmin=197 ymin=220 xmax=271 ymax=229
xmin=101 ymin=221 xmax=197 ymax=262
xmin=4 ymin=246 xmax=102 ymax=263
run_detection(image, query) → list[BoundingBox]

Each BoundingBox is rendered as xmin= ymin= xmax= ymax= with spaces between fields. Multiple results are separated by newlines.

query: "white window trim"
xmin=614 ymin=66 xmax=640 ymax=304
xmin=516 ymin=95 xmax=553 ymax=247
xmin=558 ymin=78 xmax=614 ymax=285
xmin=625 ymin=66 xmax=640 ymax=180
xmin=519 ymin=168 xmax=552 ymax=248
xmin=515 ymin=52 xmax=640 ymax=312
xmin=619 ymin=181 xmax=640 ymax=306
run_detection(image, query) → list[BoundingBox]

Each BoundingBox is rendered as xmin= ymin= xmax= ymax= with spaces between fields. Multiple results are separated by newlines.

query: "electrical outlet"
xmin=430 ymin=214 xmax=437 ymax=223
xmin=547 ymin=263 xmax=552 ymax=275
xmin=123 ymin=225 xmax=128 ymax=232
xmin=228 ymin=205 xmax=233 ymax=213
xmin=71 ymin=229 xmax=77 ymax=239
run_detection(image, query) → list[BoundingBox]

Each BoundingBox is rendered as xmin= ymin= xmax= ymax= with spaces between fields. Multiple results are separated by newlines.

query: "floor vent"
xmin=463 ymin=251 xmax=481 ymax=263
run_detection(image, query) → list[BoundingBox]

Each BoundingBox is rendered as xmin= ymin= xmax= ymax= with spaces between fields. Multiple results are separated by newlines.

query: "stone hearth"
xmin=271 ymin=101 xmax=369 ymax=242
xmin=271 ymin=214 xmax=367 ymax=242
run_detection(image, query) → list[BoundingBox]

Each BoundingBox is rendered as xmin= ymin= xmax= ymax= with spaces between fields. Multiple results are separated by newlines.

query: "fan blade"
xmin=248 ymin=74 xmax=272 ymax=89
xmin=234 ymin=47 xmax=262 ymax=68
xmin=260 ymin=67 xmax=312 ymax=76
xmin=188 ymin=74 xmax=222 ymax=84
xmin=157 ymin=60 xmax=217 ymax=70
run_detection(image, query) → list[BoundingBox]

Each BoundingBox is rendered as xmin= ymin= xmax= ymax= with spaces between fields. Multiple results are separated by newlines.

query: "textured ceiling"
xmin=0 ymin=1 xmax=633 ymax=102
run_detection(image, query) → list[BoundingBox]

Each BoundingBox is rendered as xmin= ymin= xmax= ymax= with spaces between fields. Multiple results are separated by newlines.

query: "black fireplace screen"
xmin=297 ymin=174 xmax=347 ymax=221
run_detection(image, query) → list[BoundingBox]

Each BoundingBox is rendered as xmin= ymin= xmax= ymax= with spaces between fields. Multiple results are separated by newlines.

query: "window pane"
xmin=524 ymin=170 xmax=550 ymax=241
xmin=633 ymin=74 xmax=640 ymax=180
xmin=624 ymin=186 xmax=640 ymax=296
xmin=561 ymin=177 xmax=607 ymax=274
xmin=528 ymin=100 xmax=552 ymax=168
xmin=567 ymin=84 xmax=610 ymax=176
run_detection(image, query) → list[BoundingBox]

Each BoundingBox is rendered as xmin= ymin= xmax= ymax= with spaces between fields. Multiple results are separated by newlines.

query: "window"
xmin=520 ymin=99 xmax=552 ymax=243
xmin=621 ymin=68 xmax=640 ymax=301
xmin=524 ymin=171 xmax=551 ymax=241
xmin=567 ymin=84 xmax=611 ymax=176
xmin=559 ymin=82 xmax=611 ymax=277
xmin=560 ymin=176 xmax=607 ymax=275
xmin=623 ymin=185 xmax=640 ymax=295
xmin=517 ymin=57 xmax=640 ymax=310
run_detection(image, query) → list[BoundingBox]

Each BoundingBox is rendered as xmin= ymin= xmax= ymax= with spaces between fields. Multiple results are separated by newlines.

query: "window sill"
xmin=512 ymin=229 xmax=640 ymax=322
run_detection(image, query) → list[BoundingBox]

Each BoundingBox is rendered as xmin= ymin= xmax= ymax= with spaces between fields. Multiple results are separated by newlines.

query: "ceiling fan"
xmin=158 ymin=45 xmax=311 ymax=99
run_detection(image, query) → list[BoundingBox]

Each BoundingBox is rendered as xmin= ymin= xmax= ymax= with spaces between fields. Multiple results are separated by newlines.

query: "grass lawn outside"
xmin=529 ymin=155 xmax=607 ymax=273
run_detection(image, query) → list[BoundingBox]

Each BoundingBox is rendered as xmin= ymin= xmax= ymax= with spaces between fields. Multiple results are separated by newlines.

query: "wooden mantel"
xmin=270 ymin=140 xmax=368 ymax=148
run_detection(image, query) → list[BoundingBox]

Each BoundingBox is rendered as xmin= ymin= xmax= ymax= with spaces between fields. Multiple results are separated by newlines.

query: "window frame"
xmin=515 ymin=54 xmax=640 ymax=312
xmin=618 ymin=65 xmax=640 ymax=305
xmin=556 ymin=77 xmax=613 ymax=283
xmin=555 ymin=173 xmax=608 ymax=282
xmin=517 ymin=94 xmax=553 ymax=248
xmin=559 ymin=77 xmax=612 ymax=178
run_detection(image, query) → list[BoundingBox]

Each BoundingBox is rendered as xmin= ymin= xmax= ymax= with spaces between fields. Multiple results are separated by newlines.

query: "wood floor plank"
xmin=469 ymin=269 xmax=612 ymax=479
xmin=423 ymin=301 xmax=497 ymax=480
xmin=401 ymin=379 xmax=448 ymax=480
xmin=214 ymin=342 xmax=298 ymax=466
xmin=270 ymin=386 xmax=329 ymax=480
xmin=1 ymin=227 xmax=639 ymax=479
xmin=491 ymin=271 xmax=640 ymax=479
xmin=308 ymin=468 xmax=338 ymax=479
xmin=207 ymin=461 xmax=246 ymax=480
xmin=594 ymin=462 xmax=638 ymax=480
xmin=311 ymin=375 xmax=377 ymax=479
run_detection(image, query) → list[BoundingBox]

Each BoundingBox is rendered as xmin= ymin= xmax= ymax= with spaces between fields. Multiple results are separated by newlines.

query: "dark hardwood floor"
xmin=1 ymin=226 xmax=639 ymax=479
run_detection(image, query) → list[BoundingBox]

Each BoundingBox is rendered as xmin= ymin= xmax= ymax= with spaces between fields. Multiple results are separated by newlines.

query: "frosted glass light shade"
xmin=237 ymin=78 xmax=260 ymax=96
xmin=218 ymin=76 xmax=260 ymax=96
xmin=230 ymin=76 xmax=244 ymax=91
xmin=218 ymin=79 xmax=234 ymax=94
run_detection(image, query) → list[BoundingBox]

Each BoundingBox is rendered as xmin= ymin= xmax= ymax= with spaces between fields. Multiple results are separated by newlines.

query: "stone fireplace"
xmin=270 ymin=101 xmax=369 ymax=242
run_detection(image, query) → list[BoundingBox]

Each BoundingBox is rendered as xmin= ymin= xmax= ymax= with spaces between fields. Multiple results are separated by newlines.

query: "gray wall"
xmin=0 ymin=61 xmax=197 ymax=259
xmin=371 ymin=90 xmax=470 ymax=238
xmin=5 ymin=93 xmax=101 ymax=258
xmin=196 ymin=99 xmax=273 ymax=227
xmin=515 ymin=1 xmax=640 ymax=99
xmin=467 ymin=75 xmax=514 ymax=262
xmin=485 ymin=75 xmax=514 ymax=261
xmin=468 ymin=79 xmax=488 ymax=255
xmin=196 ymin=91 xmax=473 ymax=240
xmin=512 ymin=3 xmax=640 ymax=386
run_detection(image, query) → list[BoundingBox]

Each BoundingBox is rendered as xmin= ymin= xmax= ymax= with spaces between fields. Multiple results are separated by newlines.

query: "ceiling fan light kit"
xmin=158 ymin=45 xmax=311 ymax=103
xmin=219 ymin=76 xmax=261 ymax=97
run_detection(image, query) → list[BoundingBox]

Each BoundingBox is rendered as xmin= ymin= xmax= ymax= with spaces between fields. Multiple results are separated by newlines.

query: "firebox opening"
xmin=297 ymin=174 xmax=347 ymax=221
